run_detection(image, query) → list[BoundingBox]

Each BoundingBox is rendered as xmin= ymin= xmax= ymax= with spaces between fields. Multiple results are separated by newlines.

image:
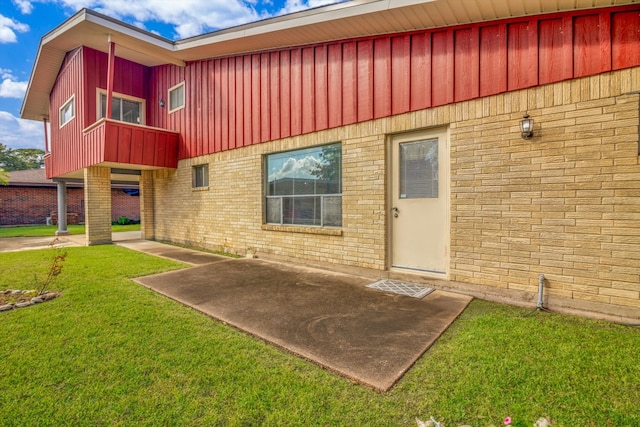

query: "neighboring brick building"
xmin=20 ymin=2 xmax=640 ymax=321
xmin=0 ymin=169 xmax=139 ymax=226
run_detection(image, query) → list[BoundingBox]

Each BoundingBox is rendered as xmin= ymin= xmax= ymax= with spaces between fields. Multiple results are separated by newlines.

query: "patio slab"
xmin=134 ymin=257 xmax=472 ymax=391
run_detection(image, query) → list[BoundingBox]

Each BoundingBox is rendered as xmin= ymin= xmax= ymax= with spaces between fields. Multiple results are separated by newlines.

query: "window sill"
xmin=192 ymin=186 xmax=209 ymax=192
xmin=262 ymin=224 xmax=343 ymax=236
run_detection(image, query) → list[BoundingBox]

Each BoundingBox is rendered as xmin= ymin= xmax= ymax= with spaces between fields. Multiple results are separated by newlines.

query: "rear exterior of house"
xmin=21 ymin=0 xmax=640 ymax=321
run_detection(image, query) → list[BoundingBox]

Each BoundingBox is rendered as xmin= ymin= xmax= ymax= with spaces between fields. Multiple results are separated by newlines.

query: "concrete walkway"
xmin=1 ymin=232 xmax=472 ymax=391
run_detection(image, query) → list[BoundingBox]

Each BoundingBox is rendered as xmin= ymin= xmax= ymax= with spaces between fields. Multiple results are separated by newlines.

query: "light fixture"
xmin=159 ymin=99 xmax=166 ymax=108
xmin=520 ymin=113 xmax=534 ymax=140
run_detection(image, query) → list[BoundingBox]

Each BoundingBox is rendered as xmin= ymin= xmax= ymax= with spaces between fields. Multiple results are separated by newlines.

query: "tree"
xmin=0 ymin=143 xmax=45 ymax=171
xmin=0 ymin=168 xmax=8 ymax=185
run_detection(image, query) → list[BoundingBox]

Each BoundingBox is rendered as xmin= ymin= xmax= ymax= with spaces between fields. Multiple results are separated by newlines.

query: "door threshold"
xmin=391 ymin=266 xmax=447 ymax=279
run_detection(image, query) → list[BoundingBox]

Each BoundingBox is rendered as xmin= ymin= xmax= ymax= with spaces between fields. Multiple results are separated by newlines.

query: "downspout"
xmin=537 ymin=273 xmax=545 ymax=309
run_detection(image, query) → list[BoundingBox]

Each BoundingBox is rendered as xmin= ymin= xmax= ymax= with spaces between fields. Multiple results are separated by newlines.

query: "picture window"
xmin=265 ymin=143 xmax=342 ymax=227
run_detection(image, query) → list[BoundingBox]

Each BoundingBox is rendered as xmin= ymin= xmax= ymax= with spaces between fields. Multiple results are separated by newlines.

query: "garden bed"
xmin=0 ymin=289 xmax=60 ymax=311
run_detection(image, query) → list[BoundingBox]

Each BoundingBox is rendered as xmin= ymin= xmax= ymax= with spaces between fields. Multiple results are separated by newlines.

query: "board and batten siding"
xmin=145 ymin=6 xmax=640 ymax=160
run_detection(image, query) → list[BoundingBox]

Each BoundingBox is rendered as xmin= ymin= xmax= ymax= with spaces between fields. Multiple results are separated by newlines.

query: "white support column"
xmin=55 ymin=181 xmax=70 ymax=236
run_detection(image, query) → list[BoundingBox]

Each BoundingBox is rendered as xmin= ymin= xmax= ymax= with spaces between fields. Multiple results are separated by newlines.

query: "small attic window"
xmin=59 ymin=95 xmax=75 ymax=127
xmin=168 ymin=81 xmax=185 ymax=113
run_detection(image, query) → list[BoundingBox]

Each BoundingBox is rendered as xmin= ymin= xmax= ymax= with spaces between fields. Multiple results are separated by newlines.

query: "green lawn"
xmin=1 ymin=245 xmax=638 ymax=426
xmin=0 ymin=223 xmax=140 ymax=237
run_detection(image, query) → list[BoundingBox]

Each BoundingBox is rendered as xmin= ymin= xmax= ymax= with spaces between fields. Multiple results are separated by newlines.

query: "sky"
xmin=0 ymin=0 xmax=339 ymax=151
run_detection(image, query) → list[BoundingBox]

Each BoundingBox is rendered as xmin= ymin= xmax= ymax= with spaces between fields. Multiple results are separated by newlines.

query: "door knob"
xmin=392 ymin=207 xmax=399 ymax=218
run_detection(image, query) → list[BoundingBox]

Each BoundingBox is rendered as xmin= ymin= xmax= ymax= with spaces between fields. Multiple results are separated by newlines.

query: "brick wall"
xmin=0 ymin=186 xmax=139 ymax=226
xmin=0 ymin=186 xmax=84 ymax=226
xmin=150 ymin=67 xmax=640 ymax=320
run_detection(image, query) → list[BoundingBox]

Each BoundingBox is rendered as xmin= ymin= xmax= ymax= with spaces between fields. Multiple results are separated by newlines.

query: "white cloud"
xmin=47 ymin=0 xmax=342 ymax=39
xmin=52 ymin=0 xmax=262 ymax=38
xmin=0 ymin=69 xmax=28 ymax=99
xmin=269 ymin=155 xmax=320 ymax=181
xmin=0 ymin=111 xmax=44 ymax=150
xmin=0 ymin=14 xmax=29 ymax=43
xmin=280 ymin=0 xmax=340 ymax=15
xmin=13 ymin=0 xmax=34 ymax=14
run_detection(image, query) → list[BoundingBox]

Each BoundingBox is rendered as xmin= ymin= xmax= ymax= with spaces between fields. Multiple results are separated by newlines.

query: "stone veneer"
xmin=146 ymin=68 xmax=640 ymax=321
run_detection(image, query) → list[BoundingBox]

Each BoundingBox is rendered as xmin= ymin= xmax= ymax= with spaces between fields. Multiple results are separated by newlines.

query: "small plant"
xmin=35 ymin=238 xmax=67 ymax=296
xmin=116 ymin=216 xmax=130 ymax=225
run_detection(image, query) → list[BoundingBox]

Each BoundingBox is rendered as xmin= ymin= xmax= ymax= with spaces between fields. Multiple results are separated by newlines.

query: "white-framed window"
xmin=265 ymin=143 xmax=342 ymax=227
xmin=59 ymin=95 xmax=75 ymax=128
xmin=168 ymin=81 xmax=185 ymax=113
xmin=98 ymin=90 xmax=145 ymax=125
xmin=193 ymin=164 xmax=209 ymax=188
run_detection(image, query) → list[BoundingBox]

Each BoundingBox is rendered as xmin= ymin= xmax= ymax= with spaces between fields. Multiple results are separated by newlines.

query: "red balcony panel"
xmin=84 ymin=119 xmax=179 ymax=169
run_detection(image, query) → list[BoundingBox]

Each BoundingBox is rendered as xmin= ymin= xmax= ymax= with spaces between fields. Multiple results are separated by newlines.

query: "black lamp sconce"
xmin=520 ymin=113 xmax=534 ymax=140
xmin=159 ymin=99 xmax=166 ymax=108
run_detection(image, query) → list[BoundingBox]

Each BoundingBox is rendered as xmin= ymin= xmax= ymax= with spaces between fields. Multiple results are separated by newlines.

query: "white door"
xmin=391 ymin=128 xmax=449 ymax=275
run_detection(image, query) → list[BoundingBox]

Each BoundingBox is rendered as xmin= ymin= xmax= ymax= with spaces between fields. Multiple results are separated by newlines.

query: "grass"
xmin=0 ymin=245 xmax=638 ymax=426
xmin=0 ymin=223 xmax=140 ymax=237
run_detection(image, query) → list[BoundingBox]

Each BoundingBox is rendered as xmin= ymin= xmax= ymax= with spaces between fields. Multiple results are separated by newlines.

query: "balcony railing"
xmin=83 ymin=118 xmax=179 ymax=169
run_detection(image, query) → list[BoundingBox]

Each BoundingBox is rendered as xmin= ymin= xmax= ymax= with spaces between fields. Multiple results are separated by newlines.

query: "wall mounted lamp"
xmin=159 ymin=99 xmax=166 ymax=108
xmin=520 ymin=113 xmax=534 ymax=140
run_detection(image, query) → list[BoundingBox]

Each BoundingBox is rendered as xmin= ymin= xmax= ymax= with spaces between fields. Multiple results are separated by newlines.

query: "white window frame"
xmin=193 ymin=164 xmax=209 ymax=188
xmin=97 ymin=89 xmax=146 ymax=125
xmin=264 ymin=143 xmax=342 ymax=228
xmin=59 ymin=95 xmax=75 ymax=128
xmin=168 ymin=81 xmax=185 ymax=114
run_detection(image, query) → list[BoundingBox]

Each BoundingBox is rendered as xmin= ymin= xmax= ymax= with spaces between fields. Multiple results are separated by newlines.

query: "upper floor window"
xmin=99 ymin=91 xmax=144 ymax=125
xmin=59 ymin=95 xmax=75 ymax=128
xmin=168 ymin=81 xmax=185 ymax=113
xmin=265 ymin=143 xmax=342 ymax=227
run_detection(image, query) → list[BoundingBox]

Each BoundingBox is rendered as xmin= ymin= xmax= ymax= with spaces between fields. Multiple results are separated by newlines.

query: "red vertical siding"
xmin=243 ymin=55 xmax=252 ymax=147
xmin=410 ymin=33 xmax=431 ymax=110
xmin=302 ymin=47 xmax=315 ymax=134
xmin=373 ymin=37 xmax=391 ymax=119
xmin=290 ymin=49 xmax=302 ymax=136
xmin=73 ymin=5 xmax=639 ymax=173
xmin=357 ymin=40 xmax=373 ymax=122
xmin=508 ymin=21 xmax=539 ymax=90
xmin=342 ymin=41 xmax=357 ymax=125
xmin=260 ymin=53 xmax=271 ymax=143
xmin=432 ymin=30 xmax=454 ymax=106
xmin=454 ymin=27 xmax=480 ymax=102
xmin=270 ymin=52 xmax=281 ymax=141
xmin=315 ymin=45 xmax=329 ymax=131
xmin=479 ymin=24 xmax=507 ymax=97
xmin=328 ymin=43 xmax=343 ymax=128
xmin=392 ymin=36 xmax=410 ymax=115
xmin=612 ymin=10 xmax=640 ymax=70
xmin=280 ymin=51 xmax=291 ymax=139
xmin=574 ymin=15 xmax=603 ymax=78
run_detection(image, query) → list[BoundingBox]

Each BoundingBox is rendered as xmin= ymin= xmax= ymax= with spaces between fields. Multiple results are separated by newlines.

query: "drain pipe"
xmin=536 ymin=273 xmax=545 ymax=310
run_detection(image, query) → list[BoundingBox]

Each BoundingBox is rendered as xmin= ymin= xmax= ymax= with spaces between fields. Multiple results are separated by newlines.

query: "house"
xmin=21 ymin=1 xmax=640 ymax=321
xmin=0 ymin=169 xmax=140 ymax=226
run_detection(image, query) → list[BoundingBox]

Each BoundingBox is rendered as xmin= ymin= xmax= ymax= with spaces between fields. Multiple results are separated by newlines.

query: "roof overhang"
xmin=21 ymin=0 xmax=638 ymax=122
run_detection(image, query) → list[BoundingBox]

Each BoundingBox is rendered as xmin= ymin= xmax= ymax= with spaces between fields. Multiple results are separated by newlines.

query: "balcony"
xmin=83 ymin=119 xmax=179 ymax=168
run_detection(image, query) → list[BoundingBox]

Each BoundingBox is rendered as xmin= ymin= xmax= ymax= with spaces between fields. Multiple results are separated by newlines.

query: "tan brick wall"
xmin=84 ymin=166 xmax=112 ymax=245
xmin=140 ymin=170 xmax=154 ymax=240
xmin=151 ymin=67 xmax=640 ymax=320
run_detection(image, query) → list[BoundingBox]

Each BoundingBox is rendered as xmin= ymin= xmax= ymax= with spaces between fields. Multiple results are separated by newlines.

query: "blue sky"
xmin=0 ymin=0 xmax=338 ymax=151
